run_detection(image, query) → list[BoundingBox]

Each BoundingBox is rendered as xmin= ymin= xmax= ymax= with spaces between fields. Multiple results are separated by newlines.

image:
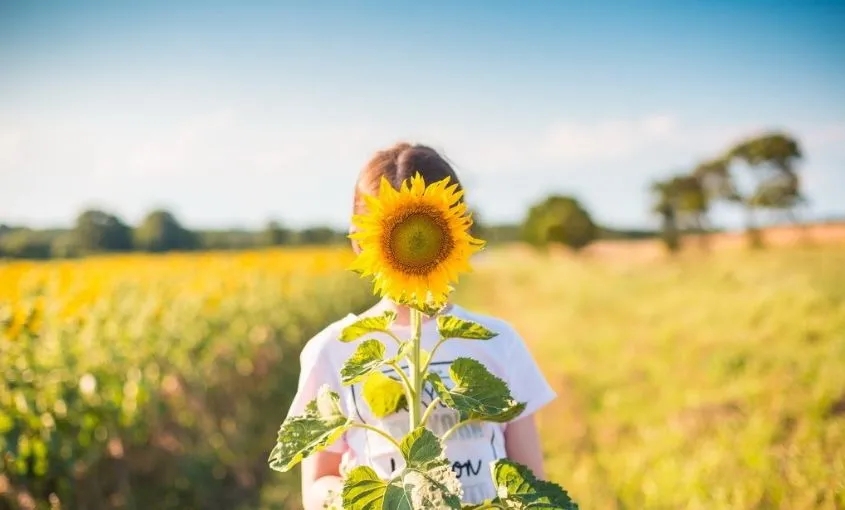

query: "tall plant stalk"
xmin=407 ymin=307 xmax=423 ymax=429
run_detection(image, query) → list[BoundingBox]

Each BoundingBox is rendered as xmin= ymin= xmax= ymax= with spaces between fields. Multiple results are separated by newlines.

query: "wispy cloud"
xmin=2 ymin=110 xmax=843 ymax=185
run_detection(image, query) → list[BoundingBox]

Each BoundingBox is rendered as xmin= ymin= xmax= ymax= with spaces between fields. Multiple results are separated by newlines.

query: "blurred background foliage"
xmin=1 ymin=249 xmax=377 ymax=510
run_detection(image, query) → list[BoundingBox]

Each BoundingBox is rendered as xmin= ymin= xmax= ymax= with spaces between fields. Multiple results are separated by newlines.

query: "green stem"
xmin=384 ymin=329 xmax=404 ymax=346
xmin=442 ymin=418 xmax=482 ymax=442
xmin=408 ymin=307 xmax=423 ymax=429
xmin=423 ymin=337 xmax=448 ymax=374
xmin=351 ymin=422 xmax=404 ymax=452
xmin=387 ymin=361 xmax=414 ymax=396
xmin=420 ymin=397 xmax=441 ymax=427
xmin=387 ymin=360 xmax=415 ymax=417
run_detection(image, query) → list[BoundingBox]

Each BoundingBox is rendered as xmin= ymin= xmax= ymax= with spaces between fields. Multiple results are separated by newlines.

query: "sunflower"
xmin=349 ymin=173 xmax=484 ymax=310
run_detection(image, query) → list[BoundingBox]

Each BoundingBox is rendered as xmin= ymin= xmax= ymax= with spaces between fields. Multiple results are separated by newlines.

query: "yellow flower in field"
xmin=348 ymin=173 xmax=484 ymax=309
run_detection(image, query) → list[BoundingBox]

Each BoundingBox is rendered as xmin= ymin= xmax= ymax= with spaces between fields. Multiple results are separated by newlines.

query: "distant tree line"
xmin=3 ymin=129 xmax=812 ymax=262
xmin=0 ymin=209 xmax=353 ymax=260
xmin=649 ymin=131 xmax=806 ymax=252
xmin=0 ymin=202 xmax=654 ymax=260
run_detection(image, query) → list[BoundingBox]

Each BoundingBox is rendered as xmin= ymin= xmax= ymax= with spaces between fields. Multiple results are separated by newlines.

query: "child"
xmin=286 ymin=143 xmax=557 ymax=508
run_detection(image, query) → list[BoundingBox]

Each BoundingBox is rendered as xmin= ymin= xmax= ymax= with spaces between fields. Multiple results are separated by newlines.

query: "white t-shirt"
xmin=285 ymin=300 xmax=557 ymax=505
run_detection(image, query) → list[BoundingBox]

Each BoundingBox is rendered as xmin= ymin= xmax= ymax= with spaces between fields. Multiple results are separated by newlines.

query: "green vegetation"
xmin=0 ymin=250 xmax=376 ymax=510
xmin=455 ymin=245 xmax=845 ymax=509
xmin=3 ymin=242 xmax=844 ymax=509
xmin=653 ymin=131 xmax=806 ymax=252
xmin=522 ymin=195 xmax=598 ymax=251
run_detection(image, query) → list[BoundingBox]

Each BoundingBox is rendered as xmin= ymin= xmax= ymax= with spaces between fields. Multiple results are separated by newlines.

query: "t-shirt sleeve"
xmin=285 ymin=335 xmax=348 ymax=454
xmin=503 ymin=329 xmax=557 ymax=422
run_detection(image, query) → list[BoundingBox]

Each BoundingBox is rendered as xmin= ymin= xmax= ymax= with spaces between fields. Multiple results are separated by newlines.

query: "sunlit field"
xmin=3 ymin=241 xmax=844 ymax=509
xmin=456 ymin=243 xmax=845 ymax=510
xmin=0 ymin=247 xmax=377 ymax=510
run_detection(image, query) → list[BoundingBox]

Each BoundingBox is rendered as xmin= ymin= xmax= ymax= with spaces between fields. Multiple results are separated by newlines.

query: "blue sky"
xmin=1 ymin=0 xmax=844 ymax=231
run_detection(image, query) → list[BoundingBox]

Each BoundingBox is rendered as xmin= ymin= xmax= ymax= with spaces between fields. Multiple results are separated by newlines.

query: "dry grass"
xmin=456 ymin=242 xmax=845 ymax=509
xmin=583 ymin=222 xmax=845 ymax=263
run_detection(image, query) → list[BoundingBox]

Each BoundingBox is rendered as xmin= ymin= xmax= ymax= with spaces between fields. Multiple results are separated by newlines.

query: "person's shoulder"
xmin=298 ymin=313 xmax=361 ymax=366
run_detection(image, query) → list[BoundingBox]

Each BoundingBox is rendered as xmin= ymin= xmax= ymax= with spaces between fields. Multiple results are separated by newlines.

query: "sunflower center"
xmin=385 ymin=209 xmax=454 ymax=274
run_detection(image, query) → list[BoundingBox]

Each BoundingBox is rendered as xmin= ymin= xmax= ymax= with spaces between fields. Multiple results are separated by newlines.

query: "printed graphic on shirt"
xmin=349 ymin=360 xmax=504 ymax=504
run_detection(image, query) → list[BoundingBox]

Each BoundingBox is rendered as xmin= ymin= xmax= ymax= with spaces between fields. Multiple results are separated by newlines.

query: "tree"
xmin=134 ymin=210 xmax=196 ymax=252
xmin=650 ymin=173 xmax=712 ymax=253
xmin=73 ymin=209 xmax=133 ymax=253
xmin=260 ymin=220 xmax=292 ymax=247
xmin=522 ymin=195 xmax=597 ymax=251
xmin=735 ymin=135 xmax=804 ymax=211
xmin=650 ymin=179 xmax=681 ymax=253
xmin=0 ymin=230 xmax=52 ymax=259
xmin=697 ymin=132 xmax=804 ymax=248
xmin=298 ymin=227 xmax=342 ymax=245
xmin=50 ymin=233 xmax=79 ymax=259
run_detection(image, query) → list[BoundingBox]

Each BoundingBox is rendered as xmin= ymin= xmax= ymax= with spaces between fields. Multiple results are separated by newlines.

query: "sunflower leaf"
xmin=400 ymin=426 xmax=443 ymax=469
xmin=489 ymin=458 xmax=579 ymax=509
xmin=268 ymin=385 xmax=350 ymax=473
xmin=342 ymin=428 xmax=463 ymax=510
xmin=395 ymin=294 xmax=449 ymax=317
xmin=426 ymin=358 xmax=526 ymax=422
xmin=341 ymin=466 xmax=389 ymax=509
xmin=340 ymin=339 xmax=389 ymax=385
xmin=436 ymin=315 xmax=498 ymax=340
xmin=339 ymin=311 xmax=397 ymax=342
xmin=362 ymin=370 xmax=407 ymax=418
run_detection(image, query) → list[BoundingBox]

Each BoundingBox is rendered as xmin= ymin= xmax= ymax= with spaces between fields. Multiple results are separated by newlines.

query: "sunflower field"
xmin=0 ymin=248 xmax=377 ymax=510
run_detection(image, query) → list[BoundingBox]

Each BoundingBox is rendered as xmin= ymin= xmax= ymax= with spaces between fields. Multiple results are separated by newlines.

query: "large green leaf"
xmin=489 ymin=458 xmax=579 ymax=509
xmin=342 ymin=427 xmax=463 ymax=510
xmin=341 ymin=339 xmax=389 ymax=385
xmin=340 ymin=311 xmax=397 ymax=342
xmin=400 ymin=426 xmax=443 ymax=469
xmin=362 ymin=370 xmax=407 ymax=418
xmin=342 ymin=466 xmax=390 ymax=509
xmin=426 ymin=358 xmax=526 ymax=423
xmin=436 ymin=315 xmax=498 ymax=340
xmin=268 ymin=385 xmax=350 ymax=473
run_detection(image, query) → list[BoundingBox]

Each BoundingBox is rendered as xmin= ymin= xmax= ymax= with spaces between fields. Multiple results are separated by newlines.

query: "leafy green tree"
xmin=0 ymin=230 xmax=52 ymax=259
xmin=730 ymin=132 xmax=803 ymax=246
xmin=73 ymin=209 xmax=133 ymax=253
xmin=260 ymin=220 xmax=292 ymax=246
xmin=651 ymin=174 xmax=711 ymax=252
xmin=50 ymin=233 xmax=80 ymax=259
xmin=522 ymin=195 xmax=597 ymax=251
xmin=696 ymin=132 xmax=804 ymax=248
xmin=650 ymin=179 xmax=681 ymax=253
xmin=134 ymin=210 xmax=196 ymax=252
xmin=299 ymin=227 xmax=343 ymax=245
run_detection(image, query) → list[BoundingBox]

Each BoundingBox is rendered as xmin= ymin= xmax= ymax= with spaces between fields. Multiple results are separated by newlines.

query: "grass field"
xmin=456 ymin=243 xmax=845 ymax=509
xmin=2 ymin=238 xmax=844 ymax=509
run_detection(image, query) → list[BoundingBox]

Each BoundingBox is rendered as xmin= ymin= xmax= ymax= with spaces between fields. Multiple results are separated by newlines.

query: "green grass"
xmin=456 ymin=245 xmax=845 ymax=509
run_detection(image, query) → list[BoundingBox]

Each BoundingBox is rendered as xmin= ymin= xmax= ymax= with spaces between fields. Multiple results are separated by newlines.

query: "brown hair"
xmin=353 ymin=142 xmax=463 ymax=216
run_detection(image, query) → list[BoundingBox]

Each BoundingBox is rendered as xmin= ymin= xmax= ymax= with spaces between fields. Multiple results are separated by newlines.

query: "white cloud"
xmin=2 ymin=110 xmax=843 ymax=185
xmin=541 ymin=114 xmax=680 ymax=163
